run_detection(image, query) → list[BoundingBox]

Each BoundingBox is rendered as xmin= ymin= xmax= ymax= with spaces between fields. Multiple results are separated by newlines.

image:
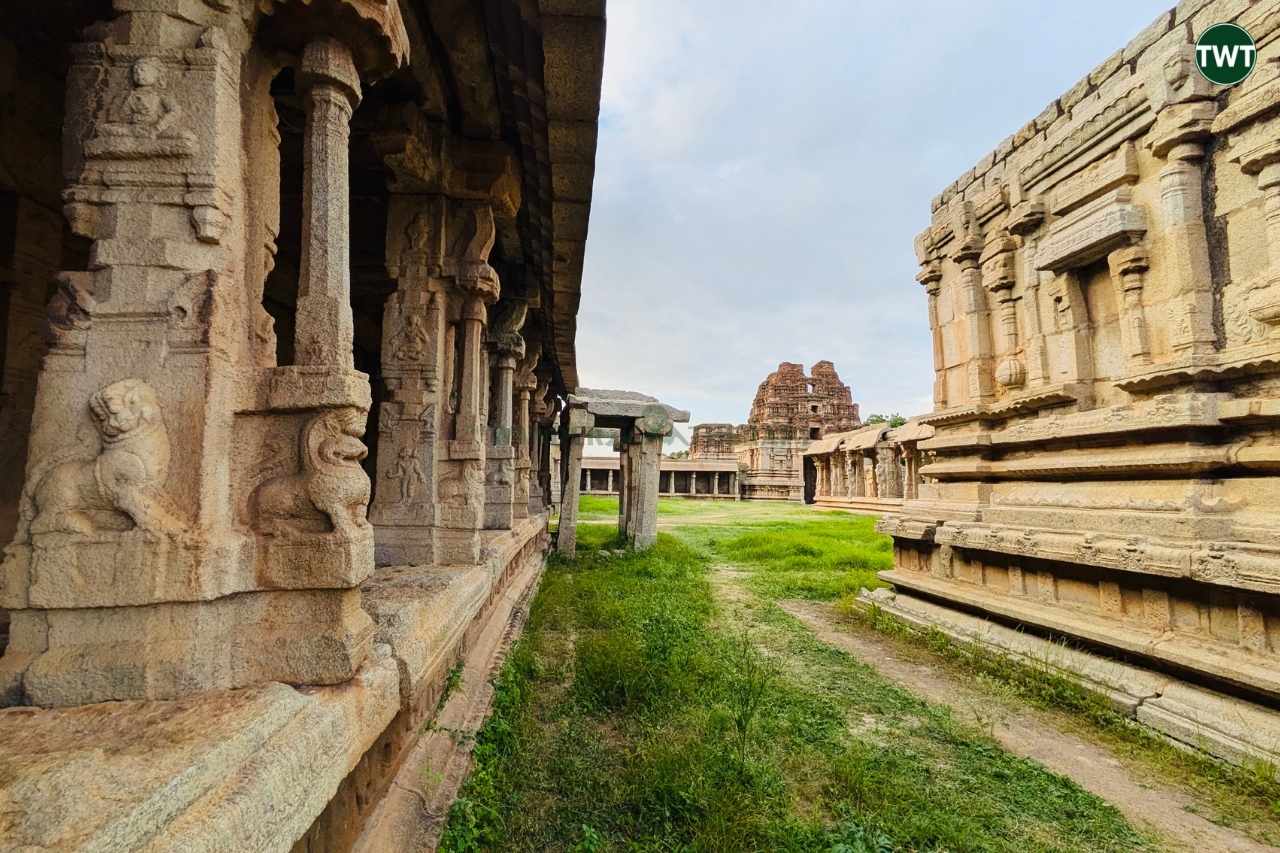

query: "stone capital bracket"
xmin=565 ymin=406 xmax=595 ymax=436
xmin=299 ymin=37 xmax=362 ymax=107
xmin=1108 ymin=243 xmax=1150 ymax=282
xmin=258 ymin=0 xmax=408 ymax=79
xmin=372 ymin=108 xmax=521 ymax=213
xmin=635 ymin=404 xmax=674 ymax=438
xmin=1213 ymin=71 xmax=1280 ymax=180
xmin=980 ymin=234 xmax=1018 ymax=294
xmin=1007 ymin=200 xmax=1045 ymax=236
xmin=916 ymin=259 xmax=943 ymax=292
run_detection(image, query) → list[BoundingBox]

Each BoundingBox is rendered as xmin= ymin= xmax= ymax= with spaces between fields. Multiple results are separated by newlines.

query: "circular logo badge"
xmin=1195 ymin=23 xmax=1257 ymax=86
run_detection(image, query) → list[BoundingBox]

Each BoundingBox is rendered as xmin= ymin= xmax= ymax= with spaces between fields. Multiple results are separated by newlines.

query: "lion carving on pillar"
xmin=253 ymin=409 xmax=372 ymax=538
xmin=16 ymin=378 xmax=186 ymax=539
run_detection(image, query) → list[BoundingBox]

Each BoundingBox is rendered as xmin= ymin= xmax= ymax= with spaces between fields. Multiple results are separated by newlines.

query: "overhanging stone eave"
xmin=539 ymin=4 xmax=602 ymax=400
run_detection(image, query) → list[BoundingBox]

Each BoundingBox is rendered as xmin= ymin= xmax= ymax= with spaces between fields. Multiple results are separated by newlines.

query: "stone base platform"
xmin=0 ymin=514 xmax=549 ymax=853
xmin=813 ymin=496 xmax=904 ymax=516
xmin=858 ymin=586 xmax=1280 ymax=769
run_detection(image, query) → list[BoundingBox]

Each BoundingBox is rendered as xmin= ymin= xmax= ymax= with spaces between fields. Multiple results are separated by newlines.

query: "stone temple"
xmin=0 ymin=0 xmax=606 ymax=848
xmin=690 ymin=360 xmax=860 ymax=500
xmin=875 ymin=1 xmax=1280 ymax=768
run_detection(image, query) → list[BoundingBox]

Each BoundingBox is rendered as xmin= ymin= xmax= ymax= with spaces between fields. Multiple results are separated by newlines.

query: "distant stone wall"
xmin=690 ymin=422 xmax=738 ymax=460
xmin=879 ymin=1 xmax=1280 ymax=751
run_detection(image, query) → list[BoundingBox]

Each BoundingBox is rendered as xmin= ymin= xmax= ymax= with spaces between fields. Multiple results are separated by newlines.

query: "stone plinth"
xmin=0 ymin=514 xmax=549 ymax=852
xmin=878 ymin=3 xmax=1280 ymax=709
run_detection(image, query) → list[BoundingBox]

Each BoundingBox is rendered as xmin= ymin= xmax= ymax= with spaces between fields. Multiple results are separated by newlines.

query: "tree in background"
xmin=864 ymin=413 xmax=907 ymax=428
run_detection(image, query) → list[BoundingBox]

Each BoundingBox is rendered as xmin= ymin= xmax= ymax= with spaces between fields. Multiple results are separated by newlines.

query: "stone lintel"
xmin=1035 ymin=189 xmax=1147 ymax=272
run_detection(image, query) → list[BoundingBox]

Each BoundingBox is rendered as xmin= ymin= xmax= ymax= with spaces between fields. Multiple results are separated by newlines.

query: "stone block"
xmin=1122 ymin=9 xmax=1174 ymax=64
xmin=10 ymin=588 xmax=375 ymax=707
xmin=1137 ymin=682 xmax=1280 ymax=767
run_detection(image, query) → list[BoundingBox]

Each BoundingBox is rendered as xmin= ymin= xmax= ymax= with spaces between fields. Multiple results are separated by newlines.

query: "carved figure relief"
xmin=439 ymin=460 xmax=484 ymax=515
xmin=392 ymin=311 xmax=432 ymax=364
xmin=253 ymin=409 xmax=371 ymax=538
xmin=46 ymin=274 xmax=95 ymax=346
xmin=386 ymin=444 xmax=427 ymax=504
xmin=486 ymin=459 xmax=514 ymax=487
xmin=86 ymin=58 xmax=196 ymax=159
xmin=16 ymin=379 xmax=185 ymax=539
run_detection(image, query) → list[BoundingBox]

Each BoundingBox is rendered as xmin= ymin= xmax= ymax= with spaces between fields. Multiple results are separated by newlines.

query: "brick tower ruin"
xmin=690 ymin=361 xmax=860 ymax=500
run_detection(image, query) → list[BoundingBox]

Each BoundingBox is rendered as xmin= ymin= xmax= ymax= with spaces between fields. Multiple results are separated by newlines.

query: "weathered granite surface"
xmin=879 ymin=1 xmax=1280 ymax=710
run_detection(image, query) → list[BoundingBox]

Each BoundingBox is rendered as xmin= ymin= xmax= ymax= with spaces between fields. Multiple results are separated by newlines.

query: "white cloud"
xmin=578 ymin=1 xmax=1173 ymax=426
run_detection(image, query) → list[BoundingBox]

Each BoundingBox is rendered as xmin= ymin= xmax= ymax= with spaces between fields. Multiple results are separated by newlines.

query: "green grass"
xmin=576 ymin=494 xmax=746 ymax=521
xmin=682 ymin=513 xmax=892 ymax=601
xmin=442 ymin=521 xmax=1153 ymax=852
xmin=847 ymin=598 xmax=1280 ymax=844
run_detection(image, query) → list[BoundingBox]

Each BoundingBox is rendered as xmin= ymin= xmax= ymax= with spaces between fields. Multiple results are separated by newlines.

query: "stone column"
xmin=1108 ymin=244 xmax=1152 ymax=370
xmin=953 ymin=208 xmax=996 ymax=403
xmin=0 ymin=16 xmax=390 ymax=706
xmin=917 ymin=260 xmax=947 ymax=408
xmin=294 ymin=39 xmax=361 ymax=368
xmin=484 ymin=299 xmax=524 ymax=530
xmin=1008 ymin=201 xmax=1049 ymax=387
xmin=512 ymin=346 xmax=538 ymax=523
xmin=1148 ymin=45 xmax=1218 ymax=357
xmin=369 ymin=199 xmax=447 ymax=566
xmin=438 ymin=205 xmax=501 ymax=564
xmin=1213 ymin=59 xmax=1280 ymax=341
xmin=528 ymin=380 xmax=551 ymax=512
xmin=844 ymin=451 xmax=855 ymax=499
xmin=982 ymin=235 xmax=1025 ymax=391
xmin=606 ymin=469 xmax=614 ymax=493
xmin=625 ymin=405 xmax=672 ymax=549
xmin=556 ymin=405 xmax=592 ymax=557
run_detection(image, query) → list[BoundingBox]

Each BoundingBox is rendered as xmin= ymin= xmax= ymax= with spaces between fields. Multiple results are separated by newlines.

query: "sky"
xmin=574 ymin=0 xmax=1173 ymax=431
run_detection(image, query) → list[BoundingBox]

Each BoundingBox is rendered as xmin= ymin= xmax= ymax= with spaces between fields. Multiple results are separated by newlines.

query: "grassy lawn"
xmin=440 ymin=509 xmax=1156 ymax=852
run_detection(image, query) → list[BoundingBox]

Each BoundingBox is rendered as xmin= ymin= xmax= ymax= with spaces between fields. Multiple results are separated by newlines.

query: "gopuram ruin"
xmin=876 ymin=2 xmax=1280 ymax=766
xmin=0 ymin=0 xmax=605 ymax=849
xmin=689 ymin=361 xmax=860 ymax=501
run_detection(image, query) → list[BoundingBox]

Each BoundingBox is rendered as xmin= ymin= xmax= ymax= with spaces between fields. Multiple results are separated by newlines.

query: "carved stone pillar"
xmin=1213 ymin=57 xmax=1280 ymax=340
xmin=1046 ymin=271 xmax=1095 ymax=386
xmin=294 ymin=39 xmax=361 ymax=368
xmin=369 ymin=199 xmax=446 ymax=566
xmin=437 ymin=203 xmax=500 ymax=564
xmin=1148 ymin=44 xmax=1218 ymax=357
xmin=528 ymin=379 xmax=552 ymax=512
xmin=917 ymin=260 xmax=947 ymax=409
xmin=625 ymin=406 xmax=672 ymax=549
xmin=981 ymin=234 xmax=1023 ymax=390
xmin=1008 ymin=201 xmax=1048 ymax=386
xmin=556 ymin=404 xmax=592 ymax=557
xmin=512 ymin=346 xmax=538 ymax=522
xmin=1108 ymin=244 xmax=1152 ymax=370
xmin=483 ymin=299 xmax=525 ymax=530
xmin=953 ymin=206 xmax=995 ymax=403
xmin=0 ymin=12 xmax=387 ymax=707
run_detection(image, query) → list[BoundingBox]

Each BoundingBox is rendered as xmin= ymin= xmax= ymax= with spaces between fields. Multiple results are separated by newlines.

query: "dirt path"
xmin=773 ymin=596 xmax=1275 ymax=853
